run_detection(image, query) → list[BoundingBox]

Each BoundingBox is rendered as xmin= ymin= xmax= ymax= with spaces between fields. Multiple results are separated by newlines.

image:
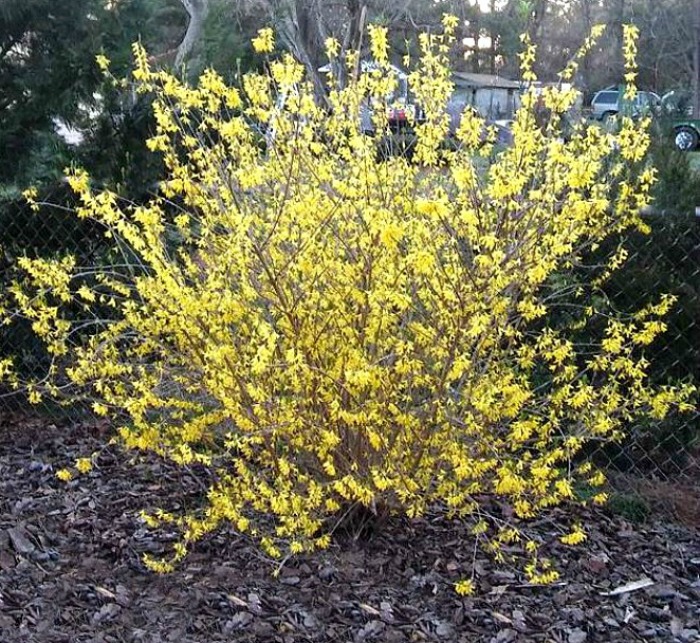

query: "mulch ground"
xmin=1 ymin=414 xmax=699 ymax=643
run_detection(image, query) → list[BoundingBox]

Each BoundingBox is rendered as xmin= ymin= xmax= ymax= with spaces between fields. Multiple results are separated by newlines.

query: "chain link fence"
xmin=0 ymin=185 xmax=107 ymax=416
xmin=588 ymin=211 xmax=700 ymax=520
xmin=1 ymin=191 xmax=699 ymax=507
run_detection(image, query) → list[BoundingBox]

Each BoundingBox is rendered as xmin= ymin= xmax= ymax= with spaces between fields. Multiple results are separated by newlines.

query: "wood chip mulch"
xmin=1 ymin=414 xmax=699 ymax=643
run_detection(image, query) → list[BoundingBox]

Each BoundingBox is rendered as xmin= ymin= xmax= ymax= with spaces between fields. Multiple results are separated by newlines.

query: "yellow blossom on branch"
xmin=1 ymin=22 xmax=695 ymax=589
xmin=252 ymin=28 xmax=275 ymax=54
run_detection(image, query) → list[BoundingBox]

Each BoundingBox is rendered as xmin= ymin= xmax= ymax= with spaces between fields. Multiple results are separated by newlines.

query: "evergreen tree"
xmin=0 ymin=0 xmax=183 ymax=193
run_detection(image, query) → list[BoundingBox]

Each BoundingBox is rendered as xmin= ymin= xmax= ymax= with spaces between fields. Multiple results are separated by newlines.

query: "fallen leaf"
xmin=670 ymin=617 xmax=683 ymax=637
xmin=95 ymin=586 xmax=116 ymax=600
xmin=568 ymin=628 xmax=587 ymax=643
xmin=7 ymin=527 xmax=35 ymax=555
xmin=359 ymin=603 xmax=381 ymax=617
xmin=492 ymin=611 xmax=513 ymax=625
xmin=489 ymin=585 xmax=509 ymax=597
xmin=227 ymin=594 xmax=248 ymax=608
xmin=600 ymin=578 xmax=655 ymax=596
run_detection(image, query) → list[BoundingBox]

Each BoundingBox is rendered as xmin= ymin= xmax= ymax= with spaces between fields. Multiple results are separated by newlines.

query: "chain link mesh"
xmin=1 ymin=195 xmax=699 ymax=501
xmin=0 ymin=187 xmax=106 ymax=418
xmin=589 ymin=212 xmax=700 ymax=506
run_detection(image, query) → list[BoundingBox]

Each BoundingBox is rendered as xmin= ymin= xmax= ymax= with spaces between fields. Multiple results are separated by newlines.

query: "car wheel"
xmin=673 ymin=126 xmax=699 ymax=152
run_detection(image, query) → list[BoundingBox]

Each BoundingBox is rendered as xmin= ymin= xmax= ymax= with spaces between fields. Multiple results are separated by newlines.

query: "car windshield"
xmin=639 ymin=92 xmax=659 ymax=106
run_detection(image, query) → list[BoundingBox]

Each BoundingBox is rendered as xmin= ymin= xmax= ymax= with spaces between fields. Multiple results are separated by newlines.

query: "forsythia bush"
xmin=2 ymin=19 xmax=695 ymax=583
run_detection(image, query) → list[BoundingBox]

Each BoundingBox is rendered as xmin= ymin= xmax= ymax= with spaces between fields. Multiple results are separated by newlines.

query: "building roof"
xmin=452 ymin=72 xmax=521 ymax=90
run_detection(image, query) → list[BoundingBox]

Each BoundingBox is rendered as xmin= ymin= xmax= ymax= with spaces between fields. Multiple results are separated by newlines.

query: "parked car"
xmin=661 ymin=89 xmax=693 ymax=117
xmin=590 ymin=86 xmax=660 ymax=121
xmin=657 ymin=89 xmax=700 ymax=151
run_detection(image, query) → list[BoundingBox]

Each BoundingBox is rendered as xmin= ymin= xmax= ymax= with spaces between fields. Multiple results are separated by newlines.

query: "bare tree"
xmin=267 ymin=0 xmax=418 ymax=95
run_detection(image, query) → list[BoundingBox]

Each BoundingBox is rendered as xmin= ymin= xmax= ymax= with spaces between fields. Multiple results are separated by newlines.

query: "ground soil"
xmin=1 ymin=415 xmax=699 ymax=643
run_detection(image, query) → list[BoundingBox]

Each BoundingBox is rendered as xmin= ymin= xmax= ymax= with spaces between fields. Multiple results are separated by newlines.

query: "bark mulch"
xmin=1 ymin=414 xmax=699 ymax=643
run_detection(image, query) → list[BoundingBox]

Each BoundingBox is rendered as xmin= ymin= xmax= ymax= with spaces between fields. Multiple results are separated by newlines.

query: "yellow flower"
xmin=368 ymin=25 xmax=389 ymax=64
xmin=28 ymin=390 xmax=42 ymax=404
xmin=96 ymin=54 xmax=111 ymax=73
xmin=325 ymin=37 xmax=340 ymax=59
xmin=92 ymin=402 xmax=109 ymax=416
xmin=560 ymin=524 xmax=587 ymax=546
xmin=56 ymin=469 xmax=73 ymax=482
xmin=441 ymin=14 xmax=460 ymax=33
xmin=252 ymin=28 xmax=275 ymax=54
xmin=454 ymin=579 xmax=475 ymax=596
xmin=75 ymin=458 xmax=93 ymax=474
xmin=22 ymin=187 xmax=40 ymax=211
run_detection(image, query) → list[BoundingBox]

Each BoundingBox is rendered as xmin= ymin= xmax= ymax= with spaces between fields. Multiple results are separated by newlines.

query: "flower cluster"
xmin=4 ymin=20 xmax=694 ymax=583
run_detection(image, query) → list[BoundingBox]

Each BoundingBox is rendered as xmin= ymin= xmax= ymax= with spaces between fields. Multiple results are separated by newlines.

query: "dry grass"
xmin=609 ymin=470 xmax=700 ymax=529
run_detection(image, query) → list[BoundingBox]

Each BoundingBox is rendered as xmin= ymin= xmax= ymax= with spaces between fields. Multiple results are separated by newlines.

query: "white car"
xmin=590 ymin=86 xmax=660 ymax=121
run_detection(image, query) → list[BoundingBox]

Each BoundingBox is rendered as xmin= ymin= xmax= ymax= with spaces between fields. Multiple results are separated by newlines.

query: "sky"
xmin=467 ymin=0 xmax=508 ymax=12
xmin=434 ymin=0 xmax=508 ymax=13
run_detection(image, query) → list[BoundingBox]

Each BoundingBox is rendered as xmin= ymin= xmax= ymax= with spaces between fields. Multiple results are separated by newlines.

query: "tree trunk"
xmin=610 ymin=0 xmax=626 ymax=82
xmin=528 ymin=0 xmax=548 ymax=46
xmin=335 ymin=1 xmax=367 ymax=89
xmin=273 ymin=0 xmax=329 ymax=100
xmin=694 ymin=0 xmax=700 ymax=117
xmin=175 ymin=0 xmax=210 ymax=71
xmin=579 ymin=0 xmax=594 ymax=100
